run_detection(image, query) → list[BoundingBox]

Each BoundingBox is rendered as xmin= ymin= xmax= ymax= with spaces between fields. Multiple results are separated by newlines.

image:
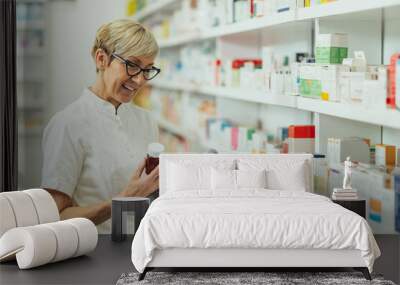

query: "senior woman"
xmin=41 ymin=19 xmax=161 ymax=233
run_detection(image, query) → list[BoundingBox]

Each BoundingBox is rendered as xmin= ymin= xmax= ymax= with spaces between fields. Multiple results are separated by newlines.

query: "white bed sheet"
xmin=131 ymin=190 xmax=380 ymax=273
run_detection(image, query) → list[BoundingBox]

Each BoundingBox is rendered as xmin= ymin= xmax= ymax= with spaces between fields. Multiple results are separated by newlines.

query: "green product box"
xmin=247 ymin=128 xmax=256 ymax=141
xmin=316 ymin=47 xmax=348 ymax=64
xmin=339 ymin=47 xmax=348 ymax=59
xmin=300 ymin=79 xmax=321 ymax=99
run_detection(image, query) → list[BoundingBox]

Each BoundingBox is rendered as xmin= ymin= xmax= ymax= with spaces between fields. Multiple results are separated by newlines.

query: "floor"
xmin=0 ymin=235 xmax=398 ymax=285
xmin=0 ymin=235 xmax=134 ymax=285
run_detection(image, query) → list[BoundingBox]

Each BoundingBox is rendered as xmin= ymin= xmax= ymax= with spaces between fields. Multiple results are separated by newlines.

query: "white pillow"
xmin=236 ymin=169 xmax=267 ymax=189
xmin=266 ymin=161 xmax=308 ymax=191
xmin=167 ymin=163 xmax=211 ymax=191
xmin=237 ymin=158 xmax=310 ymax=191
xmin=211 ymin=168 xmax=236 ymax=190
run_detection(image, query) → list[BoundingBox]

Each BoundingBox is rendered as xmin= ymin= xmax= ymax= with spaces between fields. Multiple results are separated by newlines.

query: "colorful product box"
xmin=288 ymin=125 xmax=315 ymax=154
xmin=288 ymin=125 xmax=315 ymax=138
xmin=315 ymin=33 xmax=348 ymax=64
xmin=299 ymin=64 xmax=321 ymax=99
xmin=387 ymin=53 xmax=400 ymax=109
xmin=299 ymin=64 xmax=349 ymax=101
xmin=316 ymin=47 xmax=348 ymax=64
xmin=375 ymin=144 xmax=396 ymax=168
xmin=369 ymin=198 xmax=382 ymax=223
xmin=276 ymin=127 xmax=289 ymax=143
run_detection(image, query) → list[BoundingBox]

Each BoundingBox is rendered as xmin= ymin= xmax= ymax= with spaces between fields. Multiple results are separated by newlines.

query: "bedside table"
xmin=111 ymin=197 xmax=150 ymax=242
xmin=332 ymin=199 xmax=366 ymax=218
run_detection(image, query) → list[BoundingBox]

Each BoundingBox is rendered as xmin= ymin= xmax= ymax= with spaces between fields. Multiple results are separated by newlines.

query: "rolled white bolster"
xmin=0 ymin=192 xmax=39 ymax=227
xmin=0 ymin=196 xmax=17 ymax=237
xmin=42 ymin=221 xmax=79 ymax=263
xmin=0 ymin=226 xmax=57 ymax=269
xmin=64 ymin=218 xmax=98 ymax=257
xmin=24 ymin=189 xmax=60 ymax=224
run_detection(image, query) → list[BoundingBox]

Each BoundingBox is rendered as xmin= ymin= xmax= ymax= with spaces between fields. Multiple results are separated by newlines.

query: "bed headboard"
xmin=159 ymin=153 xmax=314 ymax=196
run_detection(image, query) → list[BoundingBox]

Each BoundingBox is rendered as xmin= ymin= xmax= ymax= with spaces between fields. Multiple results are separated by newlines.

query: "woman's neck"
xmin=90 ymin=78 xmax=121 ymax=110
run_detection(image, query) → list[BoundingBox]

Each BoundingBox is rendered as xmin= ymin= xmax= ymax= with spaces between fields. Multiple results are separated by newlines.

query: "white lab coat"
xmin=41 ymin=88 xmax=158 ymax=233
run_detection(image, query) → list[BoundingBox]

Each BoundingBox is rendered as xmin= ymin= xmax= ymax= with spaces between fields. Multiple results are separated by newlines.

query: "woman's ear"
xmin=94 ymin=49 xmax=110 ymax=72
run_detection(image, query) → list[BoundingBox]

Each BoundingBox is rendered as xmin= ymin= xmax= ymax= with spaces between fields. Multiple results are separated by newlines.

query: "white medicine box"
xmin=316 ymin=33 xmax=348 ymax=48
xmin=320 ymin=64 xmax=350 ymax=102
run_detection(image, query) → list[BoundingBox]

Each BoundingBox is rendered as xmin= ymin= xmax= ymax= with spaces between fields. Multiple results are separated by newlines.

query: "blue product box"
xmin=395 ymin=174 xmax=400 ymax=233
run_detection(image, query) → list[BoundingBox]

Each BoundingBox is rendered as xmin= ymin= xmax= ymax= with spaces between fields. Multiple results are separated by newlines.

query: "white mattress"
xmin=131 ymin=190 xmax=380 ymax=273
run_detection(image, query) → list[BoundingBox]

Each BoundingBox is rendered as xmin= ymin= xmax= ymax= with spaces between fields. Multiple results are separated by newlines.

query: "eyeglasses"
xmin=111 ymin=53 xmax=161 ymax=81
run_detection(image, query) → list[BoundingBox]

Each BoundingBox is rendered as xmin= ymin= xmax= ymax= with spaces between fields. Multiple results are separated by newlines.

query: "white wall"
xmin=46 ymin=0 xmax=125 ymax=121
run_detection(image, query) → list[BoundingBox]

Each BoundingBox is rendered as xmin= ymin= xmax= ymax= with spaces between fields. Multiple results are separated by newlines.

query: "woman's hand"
xmin=118 ymin=159 xmax=159 ymax=198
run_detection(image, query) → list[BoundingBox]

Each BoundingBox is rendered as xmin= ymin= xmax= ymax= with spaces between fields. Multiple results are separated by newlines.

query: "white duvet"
xmin=131 ymin=190 xmax=380 ymax=273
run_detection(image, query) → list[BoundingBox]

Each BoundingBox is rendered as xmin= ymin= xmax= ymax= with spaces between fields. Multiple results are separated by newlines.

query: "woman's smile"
xmin=120 ymin=82 xmax=137 ymax=98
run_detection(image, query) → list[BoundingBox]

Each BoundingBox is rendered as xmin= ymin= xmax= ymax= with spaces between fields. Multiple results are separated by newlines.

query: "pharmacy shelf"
xmin=202 ymin=10 xmax=296 ymax=39
xmin=151 ymin=80 xmax=297 ymax=108
xmin=200 ymin=86 xmax=298 ymax=108
xmin=155 ymin=115 xmax=223 ymax=151
xmin=155 ymin=116 xmax=197 ymax=140
xmin=17 ymin=20 xmax=45 ymax=30
xmin=133 ymin=0 xmax=179 ymax=21
xmin=297 ymin=0 xmax=400 ymax=20
xmin=297 ymin=97 xmax=400 ymax=130
xmin=156 ymin=0 xmax=400 ymax=49
xmin=158 ymin=32 xmax=201 ymax=48
xmin=153 ymin=80 xmax=400 ymax=130
xmin=157 ymin=11 xmax=296 ymax=48
xmin=151 ymin=80 xmax=196 ymax=92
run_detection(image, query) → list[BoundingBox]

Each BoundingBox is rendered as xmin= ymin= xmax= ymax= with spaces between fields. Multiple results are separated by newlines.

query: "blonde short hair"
xmin=91 ymin=19 xmax=159 ymax=71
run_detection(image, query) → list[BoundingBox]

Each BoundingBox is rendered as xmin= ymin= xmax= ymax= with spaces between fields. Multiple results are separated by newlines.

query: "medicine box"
xmin=299 ymin=64 xmax=349 ymax=101
xmin=288 ymin=138 xmax=315 ymax=154
xmin=316 ymin=33 xmax=348 ymax=64
xmin=288 ymin=125 xmax=315 ymax=138
xmin=338 ymin=71 xmax=365 ymax=103
xmin=375 ymin=144 xmax=396 ymax=167
xmin=299 ymin=64 xmax=321 ymax=99
xmin=288 ymin=125 xmax=315 ymax=154
xmin=320 ymin=64 xmax=350 ymax=101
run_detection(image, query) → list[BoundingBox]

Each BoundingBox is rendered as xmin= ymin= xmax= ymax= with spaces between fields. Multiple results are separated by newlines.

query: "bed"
xmin=131 ymin=154 xmax=380 ymax=281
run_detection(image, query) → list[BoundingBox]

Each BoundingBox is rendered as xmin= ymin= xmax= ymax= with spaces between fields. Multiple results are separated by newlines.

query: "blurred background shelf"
xmin=133 ymin=0 xmax=179 ymax=21
xmin=297 ymin=97 xmax=400 ymax=130
xmin=297 ymin=0 xmax=400 ymax=20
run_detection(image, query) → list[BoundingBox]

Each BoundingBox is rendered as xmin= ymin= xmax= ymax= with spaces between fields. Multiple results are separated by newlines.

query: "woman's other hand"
xmin=118 ymin=159 xmax=159 ymax=197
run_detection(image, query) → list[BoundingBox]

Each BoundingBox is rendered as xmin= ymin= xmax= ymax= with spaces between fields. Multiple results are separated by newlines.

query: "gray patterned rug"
xmin=116 ymin=271 xmax=396 ymax=285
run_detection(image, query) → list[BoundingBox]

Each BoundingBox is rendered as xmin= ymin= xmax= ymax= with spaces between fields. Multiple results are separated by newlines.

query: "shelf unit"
xmin=16 ymin=0 xmax=48 ymax=189
xmin=151 ymin=80 xmax=298 ymax=108
xmin=297 ymin=97 xmax=400 ymax=130
xmin=16 ymin=20 xmax=45 ymax=31
xmin=297 ymin=0 xmax=400 ymax=20
xmin=148 ymin=0 xmax=400 ymax=48
xmin=155 ymin=116 xmax=222 ymax=152
xmin=139 ymin=0 xmax=400 ymax=154
xmin=151 ymin=80 xmax=400 ymax=130
xmin=133 ymin=0 xmax=179 ymax=21
xmin=155 ymin=115 xmax=196 ymax=140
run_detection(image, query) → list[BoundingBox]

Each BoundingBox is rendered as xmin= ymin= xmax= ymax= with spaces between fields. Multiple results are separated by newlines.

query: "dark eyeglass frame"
xmin=111 ymin=53 xmax=161 ymax=80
